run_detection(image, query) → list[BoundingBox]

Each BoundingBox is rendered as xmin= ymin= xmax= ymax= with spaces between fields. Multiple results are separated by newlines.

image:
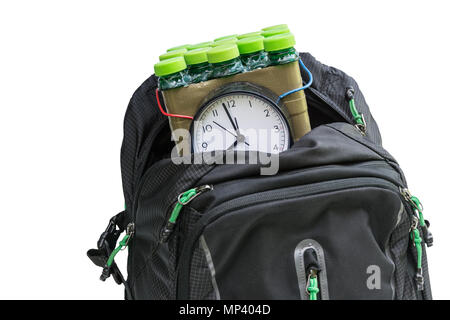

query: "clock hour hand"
xmin=228 ymin=137 xmax=250 ymax=150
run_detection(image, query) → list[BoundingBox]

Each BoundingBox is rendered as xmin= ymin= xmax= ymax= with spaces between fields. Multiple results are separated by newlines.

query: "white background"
xmin=0 ymin=0 xmax=448 ymax=299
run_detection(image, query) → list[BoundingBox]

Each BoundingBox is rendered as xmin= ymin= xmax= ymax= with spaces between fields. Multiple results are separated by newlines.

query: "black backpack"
xmin=88 ymin=52 xmax=433 ymax=300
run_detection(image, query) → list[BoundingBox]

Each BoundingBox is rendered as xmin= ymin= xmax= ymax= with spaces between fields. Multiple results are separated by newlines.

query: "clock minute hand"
xmin=221 ymin=103 xmax=250 ymax=147
xmin=222 ymin=103 xmax=238 ymax=132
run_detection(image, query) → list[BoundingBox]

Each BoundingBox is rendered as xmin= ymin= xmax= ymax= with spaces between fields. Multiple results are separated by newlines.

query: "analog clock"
xmin=191 ymin=82 xmax=292 ymax=154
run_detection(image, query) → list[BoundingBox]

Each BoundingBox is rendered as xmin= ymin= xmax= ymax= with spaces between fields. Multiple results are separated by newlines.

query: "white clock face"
xmin=192 ymin=93 xmax=290 ymax=153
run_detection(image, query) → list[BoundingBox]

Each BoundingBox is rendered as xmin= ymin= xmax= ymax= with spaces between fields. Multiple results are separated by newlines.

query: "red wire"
xmin=155 ymin=88 xmax=194 ymax=120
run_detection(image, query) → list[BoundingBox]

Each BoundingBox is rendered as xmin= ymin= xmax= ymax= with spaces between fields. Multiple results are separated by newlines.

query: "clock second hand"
xmin=212 ymin=120 xmax=239 ymax=150
xmin=213 ymin=120 xmax=237 ymax=138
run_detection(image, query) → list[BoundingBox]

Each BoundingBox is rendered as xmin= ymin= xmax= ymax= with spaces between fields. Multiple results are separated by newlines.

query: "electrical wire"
xmin=277 ymin=57 xmax=313 ymax=103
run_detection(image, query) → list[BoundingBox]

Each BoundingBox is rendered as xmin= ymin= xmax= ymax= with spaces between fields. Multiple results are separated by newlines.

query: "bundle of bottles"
xmin=154 ymin=24 xmax=299 ymax=90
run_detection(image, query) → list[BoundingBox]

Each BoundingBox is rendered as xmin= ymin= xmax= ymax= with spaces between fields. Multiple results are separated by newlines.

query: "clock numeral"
xmin=273 ymin=144 xmax=279 ymax=151
xmin=248 ymin=100 xmax=252 ymax=108
xmin=202 ymin=142 xmax=208 ymax=149
xmin=264 ymin=109 xmax=270 ymax=117
xmin=273 ymin=125 xmax=280 ymax=132
xmin=226 ymin=100 xmax=236 ymax=108
xmin=212 ymin=109 xmax=219 ymax=117
xmin=202 ymin=124 xmax=212 ymax=133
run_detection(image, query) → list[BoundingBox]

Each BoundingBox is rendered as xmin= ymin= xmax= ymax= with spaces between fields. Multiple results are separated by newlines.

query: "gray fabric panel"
xmin=199 ymin=235 xmax=221 ymax=300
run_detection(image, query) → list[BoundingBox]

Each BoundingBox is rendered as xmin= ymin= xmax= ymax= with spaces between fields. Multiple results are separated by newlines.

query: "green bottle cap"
xmin=214 ymin=34 xmax=238 ymax=42
xmin=237 ymin=31 xmax=261 ymax=39
xmin=184 ymin=48 xmax=210 ymax=65
xmin=187 ymin=41 xmax=213 ymax=51
xmin=154 ymin=57 xmax=187 ymax=77
xmin=211 ymin=38 xmax=237 ymax=47
xmin=237 ymin=36 xmax=264 ymax=55
xmin=159 ymin=49 xmax=188 ymax=61
xmin=261 ymin=24 xmax=289 ymax=31
xmin=207 ymin=44 xmax=240 ymax=64
xmin=167 ymin=44 xmax=191 ymax=52
xmin=264 ymin=33 xmax=296 ymax=52
xmin=261 ymin=26 xmax=290 ymax=38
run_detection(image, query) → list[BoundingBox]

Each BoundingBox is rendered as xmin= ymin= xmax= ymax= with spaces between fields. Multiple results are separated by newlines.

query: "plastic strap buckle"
xmin=87 ymin=211 xmax=127 ymax=284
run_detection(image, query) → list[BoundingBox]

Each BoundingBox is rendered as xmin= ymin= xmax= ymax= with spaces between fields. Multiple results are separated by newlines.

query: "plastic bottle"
xmin=264 ymin=33 xmax=299 ymax=66
xmin=236 ymin=36 xmax=269 ymax=71
xmin=207 ymin=44 xmax=244 ymax=78
xmin=237 ymin=31 xmax=261 ymax=39
xmin=184 ymin=48 xmax=212 ymax=83
xmin=261 ymin=24 xmax=288 ymax=31
xmin=214 ymin=34 xmax=238 ymax=42
xmin=261 ymin=25 xmax=290 ymax=38
xmin=211 ymin=37 xmax=237 ymax=47
xmin=187 ymin=41 xmax=213 ymax=51
xmin=159 ymin=48 xmax=187 ymax=61
xmin=166 ymin=44 xmax=191 ymax=52
xmin=154 ymin=57 xmax=188 ymax=90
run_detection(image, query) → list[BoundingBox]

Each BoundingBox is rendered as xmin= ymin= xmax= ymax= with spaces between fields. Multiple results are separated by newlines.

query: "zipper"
xmin=304 ymin=248 xmax=321 ymax=300
xmin=160 ymin=185 xmax=213 ymax=243
xmin=345 ymin=87 xmax=367 ymax=135
xmin=409 ymin=215 xmax=424 ymax=291
xmin=295 ymin=239 xmax=329 ymax=300
xmin=177 ymin=176 xmax=407 ymax=299
xmin=306 ymin=86 xmax=354 ymax=125
xmin=400 ymin=188 xmax=433 ymax=247
xmin=400 ymin=187 xmax=433 ymax=292
xmin=307 ymin=269 xmax=320 ymax=300
xmin=191 ymin=177 xmax=400 ymax=220
xmin=100 ymin=222 xmax=135 ymax=281
xmin=307 ymin=86 xmax=368 ymax=136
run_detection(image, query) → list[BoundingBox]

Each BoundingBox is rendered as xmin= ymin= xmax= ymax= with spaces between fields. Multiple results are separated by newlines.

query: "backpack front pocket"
xmin=178 ymin=177 xmax=406 ymax=300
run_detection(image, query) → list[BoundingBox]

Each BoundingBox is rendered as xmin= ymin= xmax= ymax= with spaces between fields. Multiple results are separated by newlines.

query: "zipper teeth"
xmin=205 ymin=177 xmax=399 ymax=219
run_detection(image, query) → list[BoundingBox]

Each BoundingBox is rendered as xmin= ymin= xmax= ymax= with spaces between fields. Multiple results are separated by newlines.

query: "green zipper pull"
xmin=345 ymin=87 xmax=367 ymax=135
xmin=160 ymin=185 xmax=213 ymax=243
xmin=100 ymin=222 xmax=135 ymax=281
xmin=306 ymin=269 xmax=320 ymax=300
xmin=410 ymin=216 xmax=424 ymax=291
xmin=401 ymin=188 xmax=433 ymax=247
